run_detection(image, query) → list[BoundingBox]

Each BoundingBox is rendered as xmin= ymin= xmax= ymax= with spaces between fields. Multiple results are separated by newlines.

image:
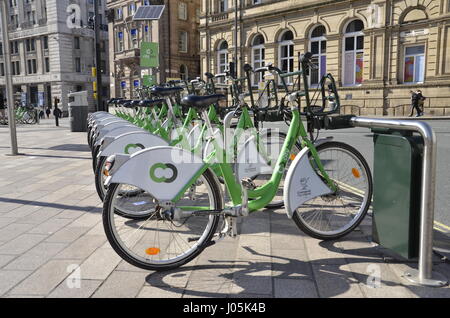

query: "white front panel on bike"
xmin=97 ymin=123 xmax=136 ymax=140
xmin=284 ymin=147 xmax=333 ymax=219
xmin=236 ymin=136 xmax=273 ymax=180
xmin=94 ymin=126 xmax=144 ymax=147
xmin=99 ymin=131 xmax=168 ymax=157
xmin=108 ymin=146 xmax=205 ymax=201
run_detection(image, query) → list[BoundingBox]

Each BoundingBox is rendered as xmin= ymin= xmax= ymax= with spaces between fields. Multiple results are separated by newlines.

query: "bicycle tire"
xmin=95 ymin=156 xmax=108 ymax=202
xmin=292 ymin=141 xmax=373 ymax=240
xmin=103 ymin=168 xmax=222 ymax=271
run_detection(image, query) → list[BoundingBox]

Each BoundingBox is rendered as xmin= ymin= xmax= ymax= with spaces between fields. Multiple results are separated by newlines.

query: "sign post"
xmin=140 ymin=42 xmax=159 ymax=88
xmin=1 ymin=0 xmax=18 ymax=155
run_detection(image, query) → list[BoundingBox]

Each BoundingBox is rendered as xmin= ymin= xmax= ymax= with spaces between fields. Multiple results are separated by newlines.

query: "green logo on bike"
xmin=150 ymin=163 xmax=178 ymax=183
xmin=124 ymin=143 xmax=145 ymax=155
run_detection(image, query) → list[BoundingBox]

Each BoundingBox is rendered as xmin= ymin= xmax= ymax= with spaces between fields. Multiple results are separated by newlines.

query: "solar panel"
xmin=133 ymin=5 xmax=165 ymax=21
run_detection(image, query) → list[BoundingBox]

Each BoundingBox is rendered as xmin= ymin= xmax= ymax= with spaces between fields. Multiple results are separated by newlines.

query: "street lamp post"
xmin=93 ymin=0 xmax=104 ymax=112
xmin=1 ymin=0 xmax=18 ymax=155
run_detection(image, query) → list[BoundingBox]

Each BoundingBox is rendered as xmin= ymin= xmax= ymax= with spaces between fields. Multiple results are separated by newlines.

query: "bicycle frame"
xmin=171 ymin=106 xmax=336 ymax=213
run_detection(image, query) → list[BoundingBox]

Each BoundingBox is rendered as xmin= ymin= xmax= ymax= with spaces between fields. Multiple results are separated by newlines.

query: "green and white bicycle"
xmin=101 ymin=53 xmax=373 ymax=271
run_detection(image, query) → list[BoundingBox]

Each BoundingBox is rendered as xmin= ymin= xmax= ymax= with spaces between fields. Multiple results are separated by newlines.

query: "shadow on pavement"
xmin=21 ymin=153 xmax=91 ymax=160
xmin=144 ymin=246 xmax=401 ymax=298
xmin=0 ymin=197 xmax=101 ymax=213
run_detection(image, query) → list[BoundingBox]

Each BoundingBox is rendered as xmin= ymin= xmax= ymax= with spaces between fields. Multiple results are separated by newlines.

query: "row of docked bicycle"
xmin=87 ymin=53 xmax=373 ymax=271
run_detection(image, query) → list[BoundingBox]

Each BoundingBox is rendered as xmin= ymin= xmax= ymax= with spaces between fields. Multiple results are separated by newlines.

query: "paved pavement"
xmin=0 ymin=118 xmax=449 ymax=298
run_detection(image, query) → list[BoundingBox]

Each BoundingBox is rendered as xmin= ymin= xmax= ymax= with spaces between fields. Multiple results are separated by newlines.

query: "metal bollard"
xmin=350 ymin=117 xmax=448 ymax=287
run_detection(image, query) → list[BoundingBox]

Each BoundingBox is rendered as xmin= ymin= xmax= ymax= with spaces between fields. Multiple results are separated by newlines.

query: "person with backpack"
xmin=409 ymin=90 xmax=425 ymax=117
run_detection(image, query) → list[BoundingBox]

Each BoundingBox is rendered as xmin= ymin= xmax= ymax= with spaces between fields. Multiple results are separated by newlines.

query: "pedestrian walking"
xmin=46 ymin=106 xmax=51 ymax=119
xmin=417 ymin=89 xmax=426 ymax=116
xmin=409 ymin=90 xmax=425 ymax=117
xmin=53 ymin=97 xmax=62 ymax=127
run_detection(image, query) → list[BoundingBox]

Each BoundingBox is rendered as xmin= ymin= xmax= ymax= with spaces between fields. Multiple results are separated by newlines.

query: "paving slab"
xmin=92 ymin=271 xmax=148 ymax=298
xmin=3 ymin=242 xmax=67 ymax=271
xmin=8 ymin=259 xmax=78 ymax=296
xmin=47 ymin=279 xmax=103 ymax=298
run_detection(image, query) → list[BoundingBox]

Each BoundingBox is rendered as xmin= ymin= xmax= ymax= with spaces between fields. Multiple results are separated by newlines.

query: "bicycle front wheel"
xmin=103 ymin=168 xmax=222 ymax=271
xmin=292 ymin=141 xmax=372 ymax=240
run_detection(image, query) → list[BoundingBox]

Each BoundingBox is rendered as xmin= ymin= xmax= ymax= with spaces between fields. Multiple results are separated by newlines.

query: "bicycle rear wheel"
xmin=292 ymin=141 xmax=372 ymax=240
xmin=103 ymin=169 xmax=222 ymax=271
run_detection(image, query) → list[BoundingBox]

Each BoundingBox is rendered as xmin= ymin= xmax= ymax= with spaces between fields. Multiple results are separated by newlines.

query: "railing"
xmin=210 ymin=12 xmax=229 ymax=23
xmin=350 ymin=117 xmax=448 ymax=287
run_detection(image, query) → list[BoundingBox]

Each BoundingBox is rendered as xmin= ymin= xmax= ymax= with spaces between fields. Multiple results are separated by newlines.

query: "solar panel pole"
xmin=1 ymin=0 xmax=18 ymax=156
xmin=94 ymin=0 xmax=104 ymax=112
xmin=234 ymin=0 xmax=238 ymax=75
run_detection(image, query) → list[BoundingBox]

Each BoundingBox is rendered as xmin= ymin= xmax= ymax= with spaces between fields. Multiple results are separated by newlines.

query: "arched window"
xmin=180 ymin=64 xmax=188 ymax=81
xmin=217 ymin=40 xmax=228 ymax=82
xmin=252 ymin=34 xmax=265 ymax=85
xmin=310 ymin=25 xmax=327 ymax=86
xmin=343 ymin=20 xmax=364 ymax=86
xmin=279 ymin=30 xmax=294 ymax=84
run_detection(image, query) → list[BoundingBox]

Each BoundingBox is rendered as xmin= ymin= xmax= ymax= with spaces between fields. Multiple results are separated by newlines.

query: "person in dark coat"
xmin=46 ymin=106 xmax=51 ymax=118
xmin=409 ymin=90 xmax=425 ymax=117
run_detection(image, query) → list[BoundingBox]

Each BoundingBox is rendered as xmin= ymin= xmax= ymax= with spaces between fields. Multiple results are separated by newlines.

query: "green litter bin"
xmin=372 ymin=129 xmax=423 ymax=259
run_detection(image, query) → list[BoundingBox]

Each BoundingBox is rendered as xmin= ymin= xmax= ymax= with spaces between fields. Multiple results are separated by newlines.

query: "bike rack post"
xmin=350 ymin=117 xmax=448 ymax=287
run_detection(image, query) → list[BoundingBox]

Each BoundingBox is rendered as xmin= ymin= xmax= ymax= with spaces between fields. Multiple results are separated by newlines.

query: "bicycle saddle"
xmin=117 ymin=99 xmax=132 ymax=105
xmin=139 ymin=99 xmax=165 ymax=107
xmin=151 ymin=86 xmax=183 ymax=97
xmin=123 ymin=101 xmax=140 ymax=108
xmin=107 ymin=98 xmax=123 ymax=104
xmin=181 ymin=94 xmax=226 ymax=110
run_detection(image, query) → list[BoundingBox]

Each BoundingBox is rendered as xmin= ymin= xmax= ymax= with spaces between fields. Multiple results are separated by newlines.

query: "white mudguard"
xmin=236 ymin=136 xmax=273 ymax=180
xmin=96 ymin=118 xmax=126 ymax=130
xmin=94 ymin=126 xmax=143 ymax=147
xmin=96 ymin=123 xmax=136 ymax=140
xmin=284 ymin=147 xmax=334 ymax=219
xmin=108 ymin=146 xmax=205 ymax=201
xmin=99 ymin=131 xmax=168 ymax=157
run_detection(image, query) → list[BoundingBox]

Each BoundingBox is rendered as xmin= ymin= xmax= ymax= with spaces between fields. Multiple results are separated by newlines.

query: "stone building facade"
xmin=199 ymin=0 xmax=450 ymax=116
xmin=0 ymin=0 xmax=110 ymax=113
xmin=106 ymin=0 xmax=201 ymax=99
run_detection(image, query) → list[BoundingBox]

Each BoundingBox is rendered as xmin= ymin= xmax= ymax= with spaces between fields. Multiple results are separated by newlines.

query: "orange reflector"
xmin=103 ymin=169 xmax=109 ymax=177
xmin=290 ymin=154 xmax=297 ymax=161
xmin=352 ymin=168 xmax=361 ymax=178
xmin=145 ymin=248 xmax=160 ymax=256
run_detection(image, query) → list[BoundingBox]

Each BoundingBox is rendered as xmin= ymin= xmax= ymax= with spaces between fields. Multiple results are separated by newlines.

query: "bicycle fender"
xmin=96 ymin=123 xmax=137 ymax=141
xmin=95 ymin=118 xmax=126 ymax=130
xmin=283 ymin=147 xmax=333 ymax=219
xmin=94 ymin=126 xmax=144 ymax=147
xmin=108 ymin=146 xmax=205 ymax=201
xmin=99 ymin=131 xmax=168 ymax=158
